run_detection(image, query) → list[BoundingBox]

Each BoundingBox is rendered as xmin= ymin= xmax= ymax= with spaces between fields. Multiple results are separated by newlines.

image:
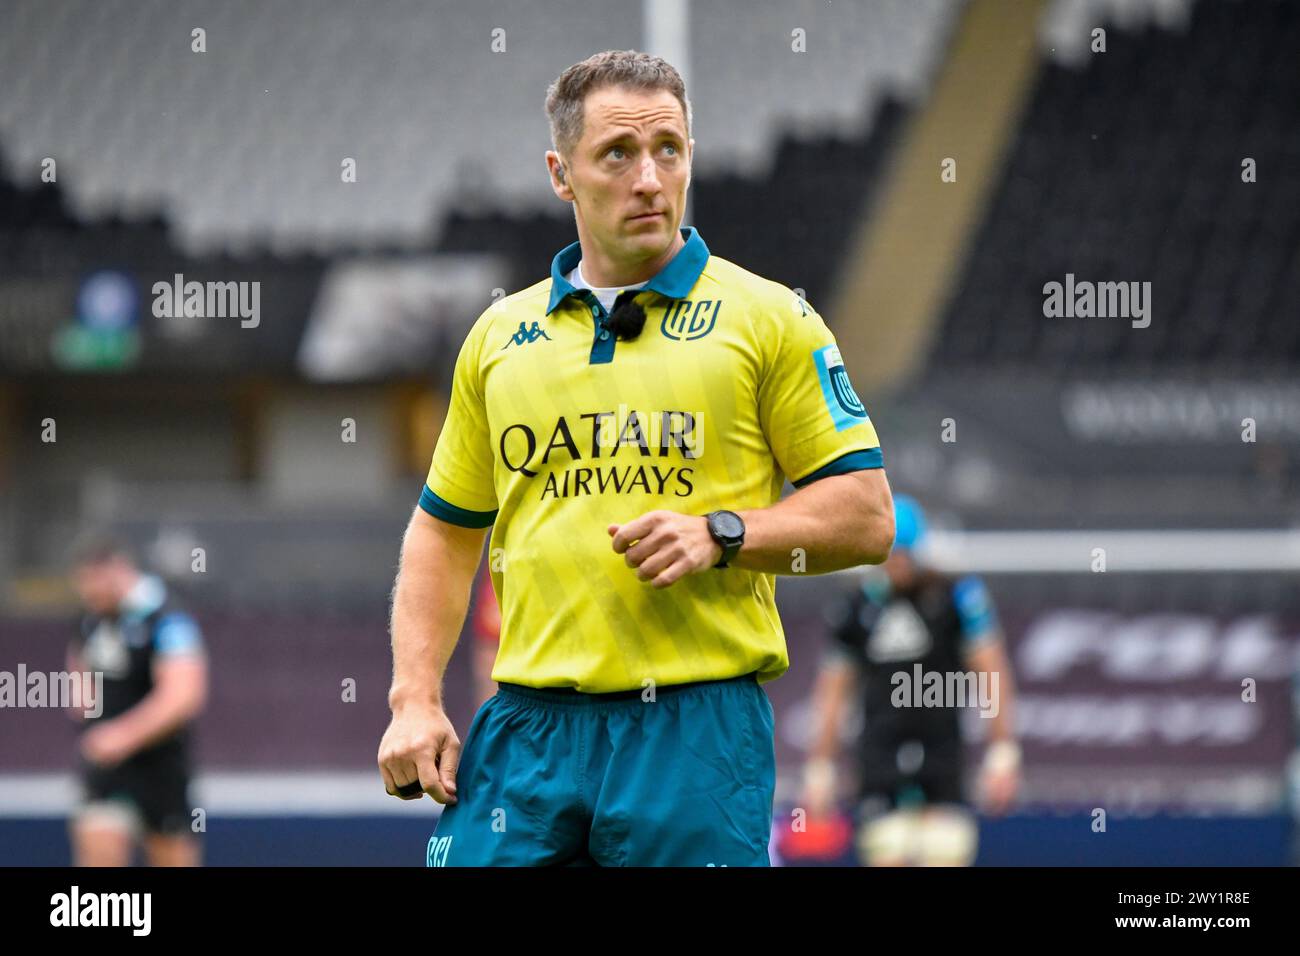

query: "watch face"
xmin=712 ymin=511 xmax=744 ymax=540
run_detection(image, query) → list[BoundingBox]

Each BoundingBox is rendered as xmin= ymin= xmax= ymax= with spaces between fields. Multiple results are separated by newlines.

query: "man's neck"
xmin=576 ymin=260 xmax=646 ymax=291
xmin=116 ymin=572 xmax=156 ymax=617
xmin=576 ymin=229 xmax=685 ymax=288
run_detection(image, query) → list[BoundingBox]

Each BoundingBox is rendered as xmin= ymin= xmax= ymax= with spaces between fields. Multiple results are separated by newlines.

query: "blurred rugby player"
xmin=66 ymin=533 xmax=208 ymax=866
xmin=800 ymin=496 xmax=1020 ymax=866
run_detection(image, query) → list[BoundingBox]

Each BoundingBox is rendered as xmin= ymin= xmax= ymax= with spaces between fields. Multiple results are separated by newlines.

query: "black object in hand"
xmin=395 ymin=780 xmax=424 ymax=798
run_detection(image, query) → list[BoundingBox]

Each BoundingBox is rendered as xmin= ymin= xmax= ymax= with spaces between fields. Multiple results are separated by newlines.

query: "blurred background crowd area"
xmin=1 ymin=0 xmax=1298 ymax=864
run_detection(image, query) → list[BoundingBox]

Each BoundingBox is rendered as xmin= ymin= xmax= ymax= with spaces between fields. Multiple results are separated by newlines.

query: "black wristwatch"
xmin=705 ymin=510 xmax=746 ymax=568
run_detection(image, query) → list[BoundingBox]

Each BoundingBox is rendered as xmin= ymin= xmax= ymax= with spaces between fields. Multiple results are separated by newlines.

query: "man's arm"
xmin=966 ymin=634 xmax=1022 ymax=815
xmin=378 ymin=506 xmax=487 ymax=804
xmin=80 ymin=654 xmax=207 ymax=766
xmin=806 ymin=655 xmax=857 ymax=765
xmin=966 ymin=637 xmax=1016 ymax=743
xmin=800 ymin=654 xmax=857 ymax=816
xmin=64 ymin=646 xmax=93 ymax=722
xmin=610 ymin=468 xmax=894 ymax=586
xmin=734 ymin=468 xmax=893 ymax=574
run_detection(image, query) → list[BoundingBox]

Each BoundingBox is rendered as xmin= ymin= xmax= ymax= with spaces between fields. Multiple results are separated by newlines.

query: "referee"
xmin=378 ymin=50 xmax=894 ymax=866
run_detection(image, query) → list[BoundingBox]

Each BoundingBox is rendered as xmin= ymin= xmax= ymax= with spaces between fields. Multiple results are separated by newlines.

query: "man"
xmin=800 ymin=495 xmax=1021 ymax=866
xmin=66 ymin=533 xmax=208 ymax=866
xmin=378 ymin=49 xmax=893 ymax=867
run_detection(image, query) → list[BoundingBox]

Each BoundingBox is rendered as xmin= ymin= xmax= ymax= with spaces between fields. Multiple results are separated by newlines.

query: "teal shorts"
xmin=427 ymin=673 xmax=776 ymax=867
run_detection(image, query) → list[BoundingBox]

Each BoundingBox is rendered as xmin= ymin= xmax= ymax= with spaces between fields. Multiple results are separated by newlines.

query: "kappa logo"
xmin=501 ymin=321 xmax=553 ymax=350
xmin=660 ymin=299 xmax=722 ymax=341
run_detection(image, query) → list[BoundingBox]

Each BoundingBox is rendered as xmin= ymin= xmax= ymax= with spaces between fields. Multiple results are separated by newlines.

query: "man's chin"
xmin=622 ymin=218 xmax=672 ymax=248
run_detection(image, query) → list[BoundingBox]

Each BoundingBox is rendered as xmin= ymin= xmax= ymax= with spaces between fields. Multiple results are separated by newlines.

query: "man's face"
xmin=549 ymin=85 xmax=693 ymax=263
xmin=882 ymin=549 xmax=917 ymax=588
xmin=73 ymin=557 xmax=133 ymax=615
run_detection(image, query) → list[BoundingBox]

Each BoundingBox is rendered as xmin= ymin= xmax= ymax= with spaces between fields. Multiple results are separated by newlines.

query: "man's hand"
xmin=80 ymin=721 xmax=138 ymax=768
xmin=609 ymin=510 xmax=723 ymax=588
xmin=976 ymin=740 xmax=1021 ymax=816
xmin=798 ymin=757 xmax=839 ymax=819
xmin=378 ymin=702 xmax=461 ymax=804
xmin=64 ymin=660 xmax=96 ymax=723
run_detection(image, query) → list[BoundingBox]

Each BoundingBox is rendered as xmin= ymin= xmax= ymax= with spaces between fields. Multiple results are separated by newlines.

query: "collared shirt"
xmin=420 ymin=226 xmax=883 ymax=692
xmin=566 ymin=262 xmax=648 ymax=312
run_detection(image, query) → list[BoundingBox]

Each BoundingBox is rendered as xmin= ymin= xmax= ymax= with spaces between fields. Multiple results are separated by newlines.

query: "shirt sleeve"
xmin=420 ymin=317 xmax=498 ymax=527
xmin=953 ymin=575 xmax=1000 ymax=646
xmin=756 ymin=295 xmax=883 ymax=487
xmin=152 ymin=612 xmax=205 ymax=657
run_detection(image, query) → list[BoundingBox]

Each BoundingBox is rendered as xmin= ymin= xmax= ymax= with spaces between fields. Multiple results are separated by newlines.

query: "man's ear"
xmin=546 ymin=150 xmax=573 ymax=200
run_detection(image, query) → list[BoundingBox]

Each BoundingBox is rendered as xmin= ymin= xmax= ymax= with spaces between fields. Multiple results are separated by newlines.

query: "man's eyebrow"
xmin=592 ymin=125 xmax=685 ymax=151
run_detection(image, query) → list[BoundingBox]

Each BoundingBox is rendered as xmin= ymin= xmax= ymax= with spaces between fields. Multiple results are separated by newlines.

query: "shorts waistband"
xmin=495 ymin=672 xmax=757 ymax=708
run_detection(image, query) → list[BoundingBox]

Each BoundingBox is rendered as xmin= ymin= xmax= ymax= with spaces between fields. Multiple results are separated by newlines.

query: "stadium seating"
xmin=0 ymin=0 xmax=959 ymax=253
xmin=932 ymin=0 xmax=1300 ymax=369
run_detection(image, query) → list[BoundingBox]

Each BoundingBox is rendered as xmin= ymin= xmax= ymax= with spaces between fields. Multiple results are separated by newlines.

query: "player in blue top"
xmin=66 ymin=532 xmax=208 ymax=866
xmin=799 ymin=496 xmax=1021 ymax=865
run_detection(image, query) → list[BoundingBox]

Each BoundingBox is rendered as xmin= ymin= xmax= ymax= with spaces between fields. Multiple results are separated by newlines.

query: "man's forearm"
xmin=733 ymin=469 xmax=893 ymax=575
xmin=985 ymin=672 xmax=1016 ymax=741
xmin=388 ymin=511 xmax=485 ymax=711
xmin=969 ymin=638 xmax=1018 ymax=739
xmin=807 ymin=661 xmax=855 ymax=761
xmin=102 ymin=686 xmax=200 ymax=752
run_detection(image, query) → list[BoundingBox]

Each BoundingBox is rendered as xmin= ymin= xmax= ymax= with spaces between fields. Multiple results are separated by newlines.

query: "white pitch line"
xmin=830 ymin=530 xmax=1300 ymax=574
xmin=0 ymin=772 xmax=443 ymax=818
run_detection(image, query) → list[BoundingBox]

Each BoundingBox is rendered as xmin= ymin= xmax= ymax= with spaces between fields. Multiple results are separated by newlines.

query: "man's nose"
xmin=632 ymin=155 xmax=662 ymax=193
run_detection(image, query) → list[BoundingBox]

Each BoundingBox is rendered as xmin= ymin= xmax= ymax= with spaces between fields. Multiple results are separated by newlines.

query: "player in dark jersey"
xmin=799 ymin=496 xmax=1020 ymax=866
xmin=66 ymin=533 xmax=208 ymax=866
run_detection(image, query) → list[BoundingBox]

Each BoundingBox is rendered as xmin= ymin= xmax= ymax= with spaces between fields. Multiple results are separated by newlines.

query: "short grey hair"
xmin=545 ymin=49 xmax=692 ymax=160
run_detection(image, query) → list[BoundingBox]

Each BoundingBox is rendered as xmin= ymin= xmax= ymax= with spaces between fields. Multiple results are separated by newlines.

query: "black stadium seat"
xmin=932 ymin=0 xmax=1300 ymax=372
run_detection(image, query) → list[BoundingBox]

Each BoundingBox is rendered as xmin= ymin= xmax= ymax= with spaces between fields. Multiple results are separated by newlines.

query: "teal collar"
xmin=545 ymin=226 xmax=710 ymax=315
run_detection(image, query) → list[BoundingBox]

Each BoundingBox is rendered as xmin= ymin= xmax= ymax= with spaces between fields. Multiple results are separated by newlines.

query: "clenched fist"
xmin=378 ymin=702 xmax=461 ymax=804
xmin=609 ymin=510 xmax=724 ymax=588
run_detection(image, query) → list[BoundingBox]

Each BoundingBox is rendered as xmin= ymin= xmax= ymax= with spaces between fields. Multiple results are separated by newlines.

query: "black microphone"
xmin=605 ymin=289 xmax=647 ymax=341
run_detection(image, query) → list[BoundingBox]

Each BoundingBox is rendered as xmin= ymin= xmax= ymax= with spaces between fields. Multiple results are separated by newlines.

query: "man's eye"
xmin=608 ymin=147 xmax=626 ymax=160
xmin=663 ymin=143 xmax=678 ymax=155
